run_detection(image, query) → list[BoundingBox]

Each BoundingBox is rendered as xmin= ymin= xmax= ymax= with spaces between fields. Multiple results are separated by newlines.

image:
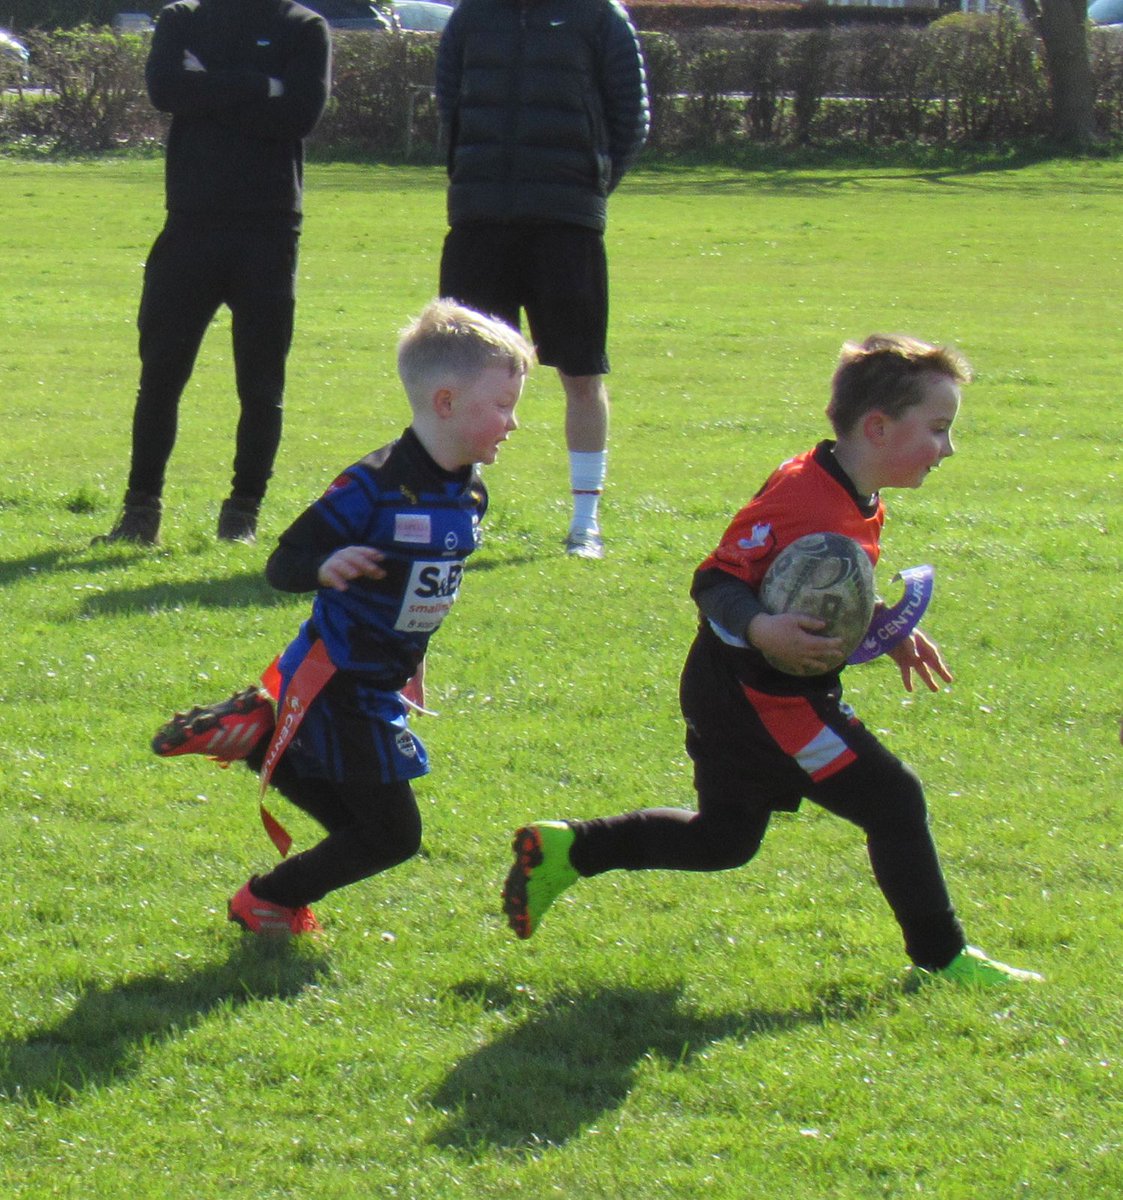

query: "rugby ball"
xmin=759 ymin=532 xmax=875 ymax=673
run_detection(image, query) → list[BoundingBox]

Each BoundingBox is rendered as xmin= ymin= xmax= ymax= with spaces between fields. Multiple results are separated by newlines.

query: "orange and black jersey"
xmin=691 ymin=440 xmax=884 ymax=694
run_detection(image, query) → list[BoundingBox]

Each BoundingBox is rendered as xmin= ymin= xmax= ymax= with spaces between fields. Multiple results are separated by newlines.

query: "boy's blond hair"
xmin=398 ymin=299 xmax=536 ymax=407
xmin=827 ymin=334 xmax=972 ymax=436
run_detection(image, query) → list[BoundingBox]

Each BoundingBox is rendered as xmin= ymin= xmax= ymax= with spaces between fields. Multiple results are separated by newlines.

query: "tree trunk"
xmin=1022 ymin=0 xmax=1098 ymax=148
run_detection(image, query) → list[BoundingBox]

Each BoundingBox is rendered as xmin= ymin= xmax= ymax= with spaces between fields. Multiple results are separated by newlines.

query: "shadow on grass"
xmin=0 ymin=543 xmax=546 ymax=598
xmin=76 ymin=572 xmax=287 ymax=616
xmin=430 ymin=979 xmax=891 ymax=1152
xmin=468 ymin=548 xmax=549 ymax=574
xmin=632 ymin=143 xmax=1094 ymax=194
xmin=0 ymin=548 xmax=148 ymax=588
xmin=0 ymin=939 xmax=328 ymax=1106
xmin=0 ymin=548 xmax=289 ymax=614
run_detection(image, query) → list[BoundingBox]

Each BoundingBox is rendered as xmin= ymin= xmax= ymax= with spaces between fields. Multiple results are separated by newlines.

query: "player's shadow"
xmin=429 ymin=979 xmax=887 ymax=1152
xmin=0 ymin=549 xmax=290 ymax=617
xmin=0 ymin=939 xmax=328 ymax=1106
xmin=0 ymin=548 xmax=145 ymax=589
xmin=76 ymin=572 xmax=289 ymax=617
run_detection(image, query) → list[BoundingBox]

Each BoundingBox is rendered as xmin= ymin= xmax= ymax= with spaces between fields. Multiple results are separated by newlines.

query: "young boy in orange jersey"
xmin=503 ymin=334 xmax=1042 ymax=988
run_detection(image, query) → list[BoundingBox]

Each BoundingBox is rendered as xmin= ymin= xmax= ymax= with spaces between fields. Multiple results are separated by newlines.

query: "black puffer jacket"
xmin=435 ymin=0 xmax=649 ymax=231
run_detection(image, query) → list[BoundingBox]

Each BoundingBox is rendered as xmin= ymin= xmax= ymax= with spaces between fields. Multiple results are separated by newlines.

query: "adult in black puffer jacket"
xmin=436 ymin=0 xmax=649 ymax=560
xmin=95 ymin=0 xmax=330 ymax=548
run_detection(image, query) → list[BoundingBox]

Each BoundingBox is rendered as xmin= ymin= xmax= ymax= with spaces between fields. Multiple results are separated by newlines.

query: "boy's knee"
xmin=386 ymin=820 xmax=423 ymax=868
xmin=355 ymin=805 xmax=422 ymax=872
xmin=696 ymin=815 xmax=764 ymax=870
xmin=867 ymin=766 xmax=930 ymax=837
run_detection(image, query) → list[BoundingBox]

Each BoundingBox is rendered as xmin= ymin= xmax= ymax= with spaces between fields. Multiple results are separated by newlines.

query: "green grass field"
xmin=0 ymin=157 xmax=1121 ymax=1198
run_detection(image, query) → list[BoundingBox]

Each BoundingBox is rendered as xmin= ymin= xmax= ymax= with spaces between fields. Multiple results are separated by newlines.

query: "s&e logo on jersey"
xmin=395 ymin=560 xmax=464 ymax=633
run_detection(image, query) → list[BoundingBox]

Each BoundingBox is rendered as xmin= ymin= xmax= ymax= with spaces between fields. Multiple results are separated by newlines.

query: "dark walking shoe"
xmin=91 ymin=492 xmax=161 ymax=546
xmin=217 ymin=496 xmax=259 ymax=544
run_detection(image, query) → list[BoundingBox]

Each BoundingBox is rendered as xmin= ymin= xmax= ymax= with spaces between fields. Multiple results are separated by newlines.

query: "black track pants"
xmin=129 ymin=218 xmax=297 ymax=502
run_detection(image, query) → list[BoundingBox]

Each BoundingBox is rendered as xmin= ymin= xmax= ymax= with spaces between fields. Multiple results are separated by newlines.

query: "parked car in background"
xmin=303 ymin=0 xmax=393 ymax=31
xmin=112 ymin=12 xmax=156 ymax=34
xmin=1089 ymin=0 xmax=1123 ymax=22
xmin=0 ymin=28 xmax=30 ymax=81
xmin=390 ymin=1 xmax=452 ymax=31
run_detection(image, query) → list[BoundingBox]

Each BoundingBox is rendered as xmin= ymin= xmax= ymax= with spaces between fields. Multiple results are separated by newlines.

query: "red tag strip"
xmin=256 ymin=640 xmax=337 ymax=856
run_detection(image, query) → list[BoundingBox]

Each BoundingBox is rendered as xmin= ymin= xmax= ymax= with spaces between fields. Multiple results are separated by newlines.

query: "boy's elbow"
xmin=263 ymin=552 xmax=284 ymax=591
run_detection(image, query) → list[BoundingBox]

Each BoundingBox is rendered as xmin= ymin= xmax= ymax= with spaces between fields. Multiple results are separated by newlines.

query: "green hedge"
xmin=2 ymin=14 xmax=1121 ymax=156
xmin=640 ymin=11 xmax=1049 ymax=150
xmin=2 ymin=28 xmax=160 ymax=152
xmin=0 ymin=1 xmax=130 ymax=31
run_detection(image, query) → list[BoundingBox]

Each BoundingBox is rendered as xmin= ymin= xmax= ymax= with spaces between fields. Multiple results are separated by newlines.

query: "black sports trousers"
xmin=569 ymin=627 xmax=967 ymax=969
xmin=128 ymin=216 xmax=298 ymax=503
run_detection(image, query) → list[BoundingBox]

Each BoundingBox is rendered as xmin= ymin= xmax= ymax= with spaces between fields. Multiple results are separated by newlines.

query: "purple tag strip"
xmin=847 ymin=564 xmax=935 ymax=665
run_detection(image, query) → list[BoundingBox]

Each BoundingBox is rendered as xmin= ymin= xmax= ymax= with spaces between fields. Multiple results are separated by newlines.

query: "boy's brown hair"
xmin=827 ymin=334 xmax=972 ymax=436
xmin=398 ymin=299 xmax=536 ymax=407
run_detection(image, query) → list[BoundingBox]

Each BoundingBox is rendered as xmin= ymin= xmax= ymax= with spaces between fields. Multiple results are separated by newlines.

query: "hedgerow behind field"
xmin=4 ymin=10 xmax=1123 ymax=155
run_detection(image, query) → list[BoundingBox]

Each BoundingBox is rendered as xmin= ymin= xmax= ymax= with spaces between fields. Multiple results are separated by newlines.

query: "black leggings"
xmin=568 ymin=632 xmax=966 ymax=970
xmin=571 ymin=751 xmax=963 ymax=969
xmin=242 ymin=744 xmax=421 ymax=910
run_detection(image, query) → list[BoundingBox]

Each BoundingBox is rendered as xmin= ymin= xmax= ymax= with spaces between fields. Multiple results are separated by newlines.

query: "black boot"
xmin=92 ymin=491 xmax=161 ymax=546
xmin=217 ymin=495 xmax=260 ymax=544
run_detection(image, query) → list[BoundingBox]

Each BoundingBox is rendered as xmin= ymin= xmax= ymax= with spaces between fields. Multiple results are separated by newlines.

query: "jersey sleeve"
xmin=265 ymin=467 xmax=378 ymax=594
xmin=696 ymin=447 xmax=884 ymax=595
xmin=691 ymin=565 xmax=766 ymax=639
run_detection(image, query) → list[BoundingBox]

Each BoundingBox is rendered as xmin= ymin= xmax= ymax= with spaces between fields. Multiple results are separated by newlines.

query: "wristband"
xmin=847 ymin=564 xmax=934 ymax=664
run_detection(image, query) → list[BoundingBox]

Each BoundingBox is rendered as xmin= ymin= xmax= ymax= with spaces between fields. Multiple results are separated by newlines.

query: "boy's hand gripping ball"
xmin=760 ymin=532 xmax=876 ymax=674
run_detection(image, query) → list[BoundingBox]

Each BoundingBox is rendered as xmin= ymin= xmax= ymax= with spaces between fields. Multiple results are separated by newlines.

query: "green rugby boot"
xmin=503 ymin=821 xmax=578 ymax=939
xmin=909 ymin=945 xmax=1044 ymax=990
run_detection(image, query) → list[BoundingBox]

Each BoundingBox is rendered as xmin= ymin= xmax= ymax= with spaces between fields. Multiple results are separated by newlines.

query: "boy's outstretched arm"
xmin=888 ymin=628 xmax=952 ymax=693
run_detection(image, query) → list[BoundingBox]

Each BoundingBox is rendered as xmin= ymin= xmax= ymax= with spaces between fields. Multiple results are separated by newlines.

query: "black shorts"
xmin=439 ymin=222 xmax=610 ymax=376
xmin=679 ymin=625 xmax=918 ymax=822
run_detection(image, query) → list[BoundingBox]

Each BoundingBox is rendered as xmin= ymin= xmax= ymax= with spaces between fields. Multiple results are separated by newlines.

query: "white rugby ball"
xmin=759 ymin=532 xmax=875 ymax=673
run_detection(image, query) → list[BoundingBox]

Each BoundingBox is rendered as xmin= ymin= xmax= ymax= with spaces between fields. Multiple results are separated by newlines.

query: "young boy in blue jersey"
xmin=153 ymin=300 xmax=535 ymax=935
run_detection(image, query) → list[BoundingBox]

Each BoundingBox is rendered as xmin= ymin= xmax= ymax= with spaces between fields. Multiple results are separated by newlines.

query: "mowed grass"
xmin=0 ymin=157 xmax=1120 ymax=1198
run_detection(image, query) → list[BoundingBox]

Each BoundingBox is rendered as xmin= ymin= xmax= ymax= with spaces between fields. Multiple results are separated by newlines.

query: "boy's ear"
xmin=432 ymin=385 xmax=456 ymax=417
xmin=862 ymin=409 xmax=888 ymax=445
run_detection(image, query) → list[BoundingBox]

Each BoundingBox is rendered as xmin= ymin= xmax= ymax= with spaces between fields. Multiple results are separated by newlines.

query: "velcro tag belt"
xmin=847 ymin=564 xmax=935 ymax=665
xmin=257 ymin=639 xmax=336 ymax=856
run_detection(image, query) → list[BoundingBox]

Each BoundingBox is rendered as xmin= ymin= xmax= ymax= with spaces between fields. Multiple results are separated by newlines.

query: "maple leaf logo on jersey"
xmin=737 ymin=523 xmax=773 ymax=551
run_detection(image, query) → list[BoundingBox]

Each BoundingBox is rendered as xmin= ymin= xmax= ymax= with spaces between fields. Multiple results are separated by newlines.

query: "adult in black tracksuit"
xmin=436 ymin=0 xmax=649 ymax=559
xmin=96 ymin=0 xmax=330 ymax=546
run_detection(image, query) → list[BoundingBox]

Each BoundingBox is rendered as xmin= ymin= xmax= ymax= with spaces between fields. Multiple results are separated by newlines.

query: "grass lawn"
xmin=0 ymin=156 xmax=1120 ymax=1198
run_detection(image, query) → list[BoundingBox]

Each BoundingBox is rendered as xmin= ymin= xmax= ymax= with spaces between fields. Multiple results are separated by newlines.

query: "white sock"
xmin=569 ymin=450 xmax=607 ymax=533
